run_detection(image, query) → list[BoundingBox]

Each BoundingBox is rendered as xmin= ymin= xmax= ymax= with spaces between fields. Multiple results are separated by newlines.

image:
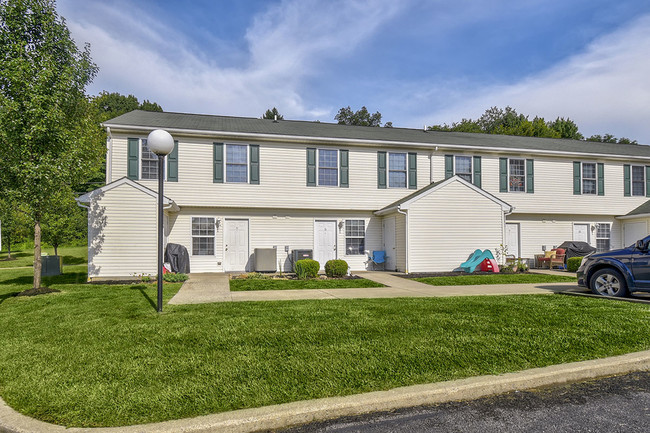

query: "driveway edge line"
xmin=1 ymin=350 xmax=649 ymax=433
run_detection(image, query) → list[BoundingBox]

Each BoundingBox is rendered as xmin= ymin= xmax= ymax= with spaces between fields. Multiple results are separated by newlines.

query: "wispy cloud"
xmin=61 ymin=0 xmax=405 ymax=119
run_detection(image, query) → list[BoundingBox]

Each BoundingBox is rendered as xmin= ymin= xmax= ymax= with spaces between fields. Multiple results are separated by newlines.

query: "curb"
xmin=1 ymin=350 xmax=650 ymax=433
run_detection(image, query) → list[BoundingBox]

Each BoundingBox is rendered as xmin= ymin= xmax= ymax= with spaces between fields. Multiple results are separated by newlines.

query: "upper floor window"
xmin=345 ymin=220 xmax=365 ymax=255
xmin=140 ymin=139 xmax=160 ymax=180
xmin=318 ymin=149 xmax=338 ymax=186
xmin=226 ymin=144 xmax=248 ymax=183
xmin=389 ymin=153 xmax=407 ymax=188
xmin=582 ymin=163 xmax=597 ymax=195
xmin=632 ymin=165 xmax=645 ymax=196
xmin=455 ymin=156 xmax=473 ymax=183
xmin=191 ymin=217 xmax=215 ymax=256
xmin=508 ymin=158 xmax=526 ymax=192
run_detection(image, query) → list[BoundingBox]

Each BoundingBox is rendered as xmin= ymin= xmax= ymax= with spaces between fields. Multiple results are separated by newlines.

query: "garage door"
xmin=624 ymin=221 xmax=647 ymax=246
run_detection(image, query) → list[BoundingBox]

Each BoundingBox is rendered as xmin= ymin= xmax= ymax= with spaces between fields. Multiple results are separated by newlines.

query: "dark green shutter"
xmin=127 ymin=138 xmax=139 ymax=180
xmin=526 ymin=159 xmax=534 ymax=193
xmin=408 ymin=152 xmax=417 ymax=189
xmin=166 ymin=140 xmax=178 ymax=182
xmin=306 ymin=148 xmax=316 ymax=186
xmin=573 ymin=162 xmax=581 ymax=195
xmin=445 ymin=155 xmax=454 ymax=179
xmin=473 ymin=156 xmax=481 ymax=187
xmin=624 ymin=165 xmax=631 ymax=196
xmin=339 ymin=149 xmax=349 ymax=188
xmin=597 ymin=163 xmax=604 ymax=196
xmin=499 ymin=158 xmax=508 ymax=192
xmin=377 ymin=151 xmax=387 ymax=189
xmin=213 ymin=143 xmax=223 ymax=183
xmin=646 ymin=166 xmax=650 ymax=197
xmin=249 ymin=144 xmax=259 ymax=184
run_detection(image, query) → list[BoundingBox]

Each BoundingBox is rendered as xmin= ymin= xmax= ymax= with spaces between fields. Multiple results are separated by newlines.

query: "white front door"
xmin=573 ymin=223 xmax=589 ymax=243
xmin=624 ymin=221 xmax=647 ymax=246
xmin=314 ymin=220 xmax=336 ymax=269
xmin=383 ymin=217 xmax=396 ymax=270
xmin=224 ymin=219 xmax=249 ymax=272
xmin=505 ymin=223 xmax=520 ymax=257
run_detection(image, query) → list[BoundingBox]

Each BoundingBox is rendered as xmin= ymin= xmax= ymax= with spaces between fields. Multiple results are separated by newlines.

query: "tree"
xmin=0 ymin=0 xmax=104 ymax=290
xmin=91 ymin=91 xmax=163 ymax=122
xmin=548 ymin=117 xmax=583 ymax=140
xmin=41 ymin=192 xmax=86 ymax=256
xmin=261 ymin=107 xmax=283 ymax=120
xmin=0 ymin=199 xmax=30 ymax=260
xmin=586 ymin=134 xmax=636 ymax=144
xmin=335 ymin=106 xmax=386 ymax=127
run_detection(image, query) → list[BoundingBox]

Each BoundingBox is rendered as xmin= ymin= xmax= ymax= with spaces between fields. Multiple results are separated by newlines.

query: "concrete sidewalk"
xmin=169 ymin=271 xmax=577 ymax=305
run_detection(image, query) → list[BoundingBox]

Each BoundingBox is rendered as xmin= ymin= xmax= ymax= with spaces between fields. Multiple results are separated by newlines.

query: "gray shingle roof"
xmin=624 ymin=200 xmax=650 ymax=216
xmin=104 ymin=110 xmax=650 ymax=158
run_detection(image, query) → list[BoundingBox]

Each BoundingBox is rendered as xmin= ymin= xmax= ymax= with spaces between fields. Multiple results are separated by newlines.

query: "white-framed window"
xmin=632 ymin=165 xmax=645 ymax=196
xmin=582 ymin=162 xmax=597 ymax=195
xmin=596 ymin=223 xmax=611 ymax=253
xmin=191 ymin=217 xmax=215 ymax=256
xmin=455 ymin=155 xmax=472 ymax=183
xmin=388 ymin=153 xmax=407 ymax=188
xmin=508 ymin=158 xmax=525 ymax=192
xmin=141 ymin=138 xmax=159 ymax=180
xmin=226 ymin=144 xmax=248 ymax=183
xmin=318 ymin=149 xmax=338 ymax=186
xmin=345 ymin=220 xmax=365 ymax=255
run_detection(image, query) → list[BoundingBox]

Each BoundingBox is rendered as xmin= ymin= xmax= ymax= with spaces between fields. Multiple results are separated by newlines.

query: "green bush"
xmin=294 ymin=259 xmax=319 ymax=279
xmin=567 ymin=257 xmax=583 ymax=272
xmin=163 ymin=273 xmax=189 ymax=282
xmin=325 ymin=259 xmax=348 ymax=278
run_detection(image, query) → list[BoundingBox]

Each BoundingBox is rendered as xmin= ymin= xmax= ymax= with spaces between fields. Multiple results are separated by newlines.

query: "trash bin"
xmin=41 ymin=255 xmax=62 ymax=277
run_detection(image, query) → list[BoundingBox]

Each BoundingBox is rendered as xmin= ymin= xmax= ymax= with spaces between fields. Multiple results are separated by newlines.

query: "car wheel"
xmin=589 ymin=268 xmax=628 ymax=297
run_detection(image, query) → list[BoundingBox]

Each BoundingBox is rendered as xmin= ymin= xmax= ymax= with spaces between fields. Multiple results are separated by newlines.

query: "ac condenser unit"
xmin=292 ymin=249 xmax=313 ymax=264
xmin=254 ymin=248 xmax=277 ymax=272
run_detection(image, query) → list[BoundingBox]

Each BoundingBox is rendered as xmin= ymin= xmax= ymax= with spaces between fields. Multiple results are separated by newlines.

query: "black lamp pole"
xmin=157 ymin=155 xmax=165 ymax=313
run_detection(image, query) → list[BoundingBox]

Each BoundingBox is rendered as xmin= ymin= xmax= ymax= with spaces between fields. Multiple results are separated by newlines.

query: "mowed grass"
xmin=0 ymin=261 xmax=649 ymax=428
xmin=230 ymin=277 xmax=384 ymax=291
xmin=413 ymin=273 xmax=577 ymax=286
xmin=0 ymin=245 xmax=87 ymax=268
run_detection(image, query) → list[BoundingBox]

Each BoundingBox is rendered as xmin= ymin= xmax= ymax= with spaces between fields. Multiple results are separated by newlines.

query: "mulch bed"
xmin=231 ymin=273 xmax=363 ymax=281
xmin=15 ymin=287 xmax=61 ymax=297
xmin=400 ymin=271 xmax=536 ymax=278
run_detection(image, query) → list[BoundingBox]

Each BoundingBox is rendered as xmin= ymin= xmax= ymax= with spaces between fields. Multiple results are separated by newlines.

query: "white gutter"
xmin=616 ymin=213 xmax=650 ymax=220
xmin=101 ymin=123 xmax=650 ymax=162
xmin=397 ymin=206 xmax=409 ymax=273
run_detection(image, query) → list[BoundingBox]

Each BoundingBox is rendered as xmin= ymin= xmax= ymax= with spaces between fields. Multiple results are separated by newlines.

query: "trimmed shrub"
xmin=325 ymin=259 xmax=348 ymax=278
xmin=567 ymin=257 xmax=583 ymax=272
xmin=294 ymin=259 xmax=319 ymax=279
xmin=163 ymin=273 xmax=189 ymax=282
xmin=243 ymin=272 xmax=270 ymax=280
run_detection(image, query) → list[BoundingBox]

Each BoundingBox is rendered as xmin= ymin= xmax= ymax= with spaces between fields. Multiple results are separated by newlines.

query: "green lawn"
xmin=230 ymin=277 xmax=385 ymax=291
xmin=0 ymin=245 xmax=87 ymax=268
xmin=0 ymin=263 xmax=649 ymax=428
xmin=413 ymin=273 xmax=577 ymax=286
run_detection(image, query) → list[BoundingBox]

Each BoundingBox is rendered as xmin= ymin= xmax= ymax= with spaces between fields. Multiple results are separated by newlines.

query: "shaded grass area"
xmin=230 ymin=277 xmax=385 ymax=291
xmin=0 ymin=246 xmax=87 ymax=268
xmin=0 ymin=263 xmax=648 ymax=428
xmin=413 ymin=273 xmax=577 ymax=286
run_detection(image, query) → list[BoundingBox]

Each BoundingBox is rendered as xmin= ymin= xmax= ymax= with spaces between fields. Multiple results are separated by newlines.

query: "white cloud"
xmin=409 ymin=14 xmax=650 ymax=143
xmin=60 ymin=0 xmax=404 ymax=119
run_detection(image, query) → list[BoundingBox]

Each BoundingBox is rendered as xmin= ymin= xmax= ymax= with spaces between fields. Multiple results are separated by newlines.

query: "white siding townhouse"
xmin=77 ymin=110 xmax=650 ymax=279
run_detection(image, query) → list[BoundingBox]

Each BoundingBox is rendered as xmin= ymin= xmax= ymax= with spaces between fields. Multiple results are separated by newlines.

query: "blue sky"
xmin=59 ymin=0 xmax=650 ymax=143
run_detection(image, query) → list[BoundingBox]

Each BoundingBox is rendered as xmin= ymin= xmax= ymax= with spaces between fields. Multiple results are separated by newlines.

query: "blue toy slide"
xmin=460 ymin=249 xmax=495 ymax=273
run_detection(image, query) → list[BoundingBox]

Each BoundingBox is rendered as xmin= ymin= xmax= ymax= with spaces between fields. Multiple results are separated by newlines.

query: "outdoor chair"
xmin=369 ymin=250 xmax=387 ymax=270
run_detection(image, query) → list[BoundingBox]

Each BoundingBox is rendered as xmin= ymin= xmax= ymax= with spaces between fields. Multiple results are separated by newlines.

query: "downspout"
xmin=105 ymin=127 xmax=113 ymax=183
xmin=397 ymin=205 xmax=408 ymax=273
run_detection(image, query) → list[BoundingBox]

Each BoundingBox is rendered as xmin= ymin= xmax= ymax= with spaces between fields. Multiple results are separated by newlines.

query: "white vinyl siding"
xmin=582 ymin=163 xmax=597 ymax=195
xmin=318 ymin=149 xmax=338 ymax=186
xmin=191 ymin=217 xmax=215 ymax=255
xmin=345 ymin=220 xmax=365 ymax=255
xmin=455 ymin=156 xmax=472 ymax=183
xmin=226 ymin=144 xmax=248 ymax=183
xmin=389 ymin=153 xmax=407 ymax=188
xmin=632 ymin=165 xmax=645 ymax=196
xmin=508 ymin=158 xmax=525 ymax=192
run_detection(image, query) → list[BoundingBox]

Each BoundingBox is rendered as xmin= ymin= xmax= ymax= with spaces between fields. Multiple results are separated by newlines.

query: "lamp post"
xmin=146 ymin=129 xmax=175 ymax=313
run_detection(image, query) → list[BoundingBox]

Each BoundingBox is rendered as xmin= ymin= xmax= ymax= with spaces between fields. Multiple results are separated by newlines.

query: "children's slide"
xmin=460 ymin=249 xmax=497 ymax=273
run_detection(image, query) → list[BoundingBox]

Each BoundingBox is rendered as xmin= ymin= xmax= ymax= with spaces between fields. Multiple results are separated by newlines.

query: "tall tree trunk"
xmin=33 ymin=220 xmax=42 ymax=289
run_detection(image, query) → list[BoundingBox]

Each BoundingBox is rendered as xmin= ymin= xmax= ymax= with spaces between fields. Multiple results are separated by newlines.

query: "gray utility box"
xmin=292 ymin=249 xmax=313 ymax=264
xmin=254 ymin=248 xmax=277 ymax=272
xmin=41 ymin=255 xmax=62 ymax=277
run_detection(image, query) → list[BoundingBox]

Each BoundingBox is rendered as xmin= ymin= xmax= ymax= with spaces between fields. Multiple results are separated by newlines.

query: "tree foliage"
xmin=335 ymin=106 xmax=388 ymax=127
xmin=0 ymin=199 xmax=30 ymax=259
xmin=261 ymin=107 xmax=283 ymax=120
xmin=92 ymin=91 xmax=163 ymax=122
xmin=41 ymin=191 xmax=86 ymax=256
xmin=0 ymin=0 xmax=103 ymax=289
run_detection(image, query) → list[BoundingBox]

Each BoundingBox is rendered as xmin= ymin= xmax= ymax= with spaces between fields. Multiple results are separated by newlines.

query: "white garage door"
xmin=624 ymin=221 xmax=647 ymax=246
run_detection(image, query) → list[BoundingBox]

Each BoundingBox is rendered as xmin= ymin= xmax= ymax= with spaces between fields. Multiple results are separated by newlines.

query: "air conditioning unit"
xmin=292 ymin=249 xmax=313 ymax=264
xmin=254 ymin=248 xmax=277 ymax=272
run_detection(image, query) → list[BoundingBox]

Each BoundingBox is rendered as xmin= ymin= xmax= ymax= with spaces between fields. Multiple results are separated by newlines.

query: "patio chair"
xmin=368 ymin=250 xmax=387 ymax=270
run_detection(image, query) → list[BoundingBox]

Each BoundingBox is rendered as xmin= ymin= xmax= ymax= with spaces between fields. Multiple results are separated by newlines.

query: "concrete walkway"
xmin=169 ymin=271 xmax=577 ymax=305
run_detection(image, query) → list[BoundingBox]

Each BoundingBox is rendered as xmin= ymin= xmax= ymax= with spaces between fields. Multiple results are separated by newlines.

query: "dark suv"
xmin=577 ymin=236 xmax=650 ymax=297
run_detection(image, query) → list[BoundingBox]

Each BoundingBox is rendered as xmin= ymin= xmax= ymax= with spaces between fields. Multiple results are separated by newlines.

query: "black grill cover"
xmin=557 ymin=241 xmax=597 ymax=262
xmin=165 ymin=243 xmax=190 ymax=274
